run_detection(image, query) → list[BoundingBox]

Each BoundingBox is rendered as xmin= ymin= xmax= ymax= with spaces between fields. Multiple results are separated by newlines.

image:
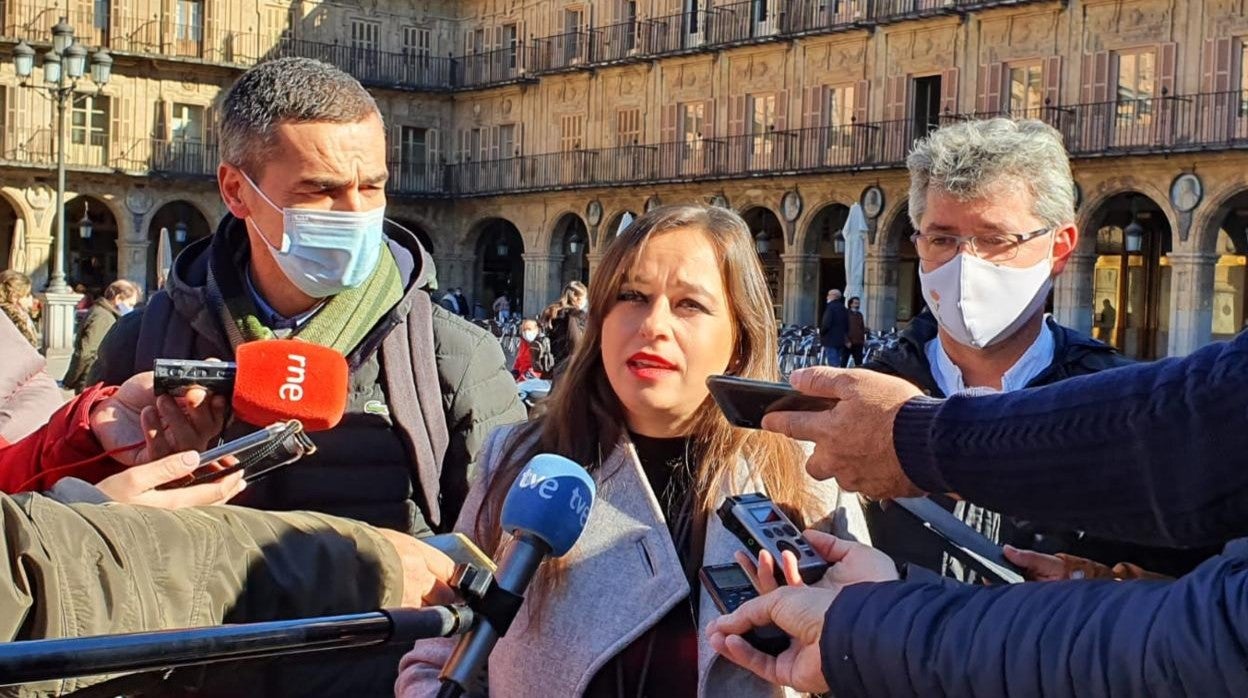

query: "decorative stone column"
xmin=122 ymin=190 xmax=155 ymax=294
xmin=1052 ymin=251 xmax=1096 ymax=335
xmin=39 ymin=289 xmax=82 ymax=376
xmin=521 ymin=252 xmax=563 ymax=318
xmin=864 ymin=249 xmax=899 ymax=332
xmin=586 ymin=250 xmax=606 ymax=282
xmin=780 ymin=253 xmax=820 ymax=326
xmin=1166 ymin=251 xmax=1218 ymax=357
xmin=433 ymin=252 xmax=476 ymax=292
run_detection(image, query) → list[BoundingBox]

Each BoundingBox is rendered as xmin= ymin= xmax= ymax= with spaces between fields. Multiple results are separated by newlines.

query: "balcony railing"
xmin=268 ymin=38 xmax=456 ymax=91
xmin=2 ymin=92 xmax=1245 ymax=196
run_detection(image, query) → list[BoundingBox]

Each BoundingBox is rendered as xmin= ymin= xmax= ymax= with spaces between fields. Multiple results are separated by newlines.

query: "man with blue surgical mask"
xmin=859 ymin=119 xmax=1220 ymax=583
xmin=89 ymin=58 xmax=525 ymax=695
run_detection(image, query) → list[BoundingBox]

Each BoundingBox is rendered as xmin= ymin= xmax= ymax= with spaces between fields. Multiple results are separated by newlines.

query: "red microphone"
xmin=153 ymin=340 xmax=349 ymax=432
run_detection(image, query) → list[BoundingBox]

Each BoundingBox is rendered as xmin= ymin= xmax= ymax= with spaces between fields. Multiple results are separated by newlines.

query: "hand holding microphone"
xmin=438 ymin=454 xmax=596 ymax=697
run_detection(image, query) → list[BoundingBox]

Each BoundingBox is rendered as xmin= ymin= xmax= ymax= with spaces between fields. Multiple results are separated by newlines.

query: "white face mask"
xmin=919 ymin=251 xmax=1053 ymax=349
xmin=522 ymin=329 xmax=538 ymax=343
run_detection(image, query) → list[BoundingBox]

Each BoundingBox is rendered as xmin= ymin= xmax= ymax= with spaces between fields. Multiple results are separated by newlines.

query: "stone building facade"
xmin=3 ymin=0 xmax=1248 ymax=360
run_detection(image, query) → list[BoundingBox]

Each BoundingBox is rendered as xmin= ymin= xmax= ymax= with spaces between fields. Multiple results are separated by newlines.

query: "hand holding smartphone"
xmin=706 ymin=375 xmax=837 ymax=429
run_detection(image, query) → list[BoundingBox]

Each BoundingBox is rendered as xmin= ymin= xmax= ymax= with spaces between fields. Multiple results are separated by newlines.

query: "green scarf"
xmin=218 ymin=246 xmax=404 ymax=354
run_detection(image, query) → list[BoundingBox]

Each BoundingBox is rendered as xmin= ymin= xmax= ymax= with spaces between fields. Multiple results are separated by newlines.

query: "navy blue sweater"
xmin=818 ymin=330 xmax=1248 ymax=696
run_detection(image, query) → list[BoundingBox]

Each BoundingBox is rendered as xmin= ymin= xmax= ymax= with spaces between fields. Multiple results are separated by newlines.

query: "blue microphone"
xmin=438 ymin=454 xmax=596 ymax=697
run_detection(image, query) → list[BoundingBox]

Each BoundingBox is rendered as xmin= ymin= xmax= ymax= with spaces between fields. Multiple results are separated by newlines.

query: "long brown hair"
xmin=476 ymin=204 xmax=816 ymax=557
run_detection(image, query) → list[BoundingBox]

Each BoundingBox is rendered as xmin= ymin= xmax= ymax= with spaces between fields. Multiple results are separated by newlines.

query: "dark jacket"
xmin=547 ymin=306 xmax=586 ymax=368
xmin=62 ymin=299 xmax=121 ymax=391
xmin=820 ymin=299 xmax=849 ymax=348
xmin=91 ymin=216 xmax=525 ymax=536
xmin=864 ymin=311 xmax=1218 ymax=578
xmin=848 ymin=310 xmax=866 ymax=346
xmin=820 ymin=328 xmax=1248 ymax=697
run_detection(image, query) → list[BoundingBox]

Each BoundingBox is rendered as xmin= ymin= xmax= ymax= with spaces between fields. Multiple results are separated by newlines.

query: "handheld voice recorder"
xmin=718 ymin=493 xmax=829 ymax=585
xmin=699 ymin=563 xmax=790 ymax=656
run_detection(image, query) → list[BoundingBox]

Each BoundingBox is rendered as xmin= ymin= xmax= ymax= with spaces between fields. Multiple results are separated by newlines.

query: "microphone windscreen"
xmin=501 ymin=454 xmax=596 ymax=557
xmin=232 ymin=340 xmax=349 ymax=432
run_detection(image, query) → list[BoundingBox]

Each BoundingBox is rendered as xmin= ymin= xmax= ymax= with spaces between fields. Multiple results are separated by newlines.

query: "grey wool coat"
xmin=396 ymin=424 xmax=871 ymax=697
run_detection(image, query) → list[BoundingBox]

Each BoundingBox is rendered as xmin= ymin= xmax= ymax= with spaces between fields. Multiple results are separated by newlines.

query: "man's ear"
xmin=1050 ymin=224 xmax=1079 ymax=275
xmin=218 ymin=163 xmax=252 ymax=220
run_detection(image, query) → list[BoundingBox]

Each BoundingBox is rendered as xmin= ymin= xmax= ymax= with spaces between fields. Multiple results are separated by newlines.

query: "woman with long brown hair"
xmin=398 ymin=205 xmax=868 ymax=697
xmin=0 ymin=270 xmax=39 ymax=349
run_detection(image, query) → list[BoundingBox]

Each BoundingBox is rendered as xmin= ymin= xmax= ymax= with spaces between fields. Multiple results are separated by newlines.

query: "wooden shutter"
xmin=464 ymin=30 xmax=474 ymax=53
xmin=1043 ymin=55 xmax=1063 ymax=106
xmin=978 ymin=63 xmax=1003 ymax=114
xmin=1158 ymin=42 xmax=1177 ymax=96
xmin=203 ymin=0 xmax=217 ymax=60
xmin=729 ymin=94 xmax=747 ymax=136
xmin=854 ymin=80 xmax=870 ymax=124
xmin=489 ymin=125 xmax=501 ymax=160
xmin=515 ymin=122 xmax=524 ymax=155
xmin=429 ymin=128 xmax=440 ymax=164
xmin=940 ymin=67 xmax=960 ymax=115
xmin=109 ymin=95 xmax=129 ymax=166
xmin=884 ymin=75 xmax=907 ymax=121
xmin=775 ymin=89 xmax=789 ymax=131
xmin=661 ymin=103 xmax=678 ymax=143
xmin=152 ymin=99 xmax=168 ymax=140
xmin=703 ymin=98 xmax=716 ymax=138
xmin=1083 ymin=50 xmax=1111 ymax=102
xmin=802 ymin=85 xmax=826 ymax=128
xmin=1204 ymin=37 xmax=1235 ymax=92
xmin=390 ymin=122 xmax=403 ymax=169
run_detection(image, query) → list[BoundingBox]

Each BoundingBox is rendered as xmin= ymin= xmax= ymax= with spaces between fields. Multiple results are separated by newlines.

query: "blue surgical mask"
xmin=241 ymin=171 xmax=385 ymax=298
xmin=116 ymin=301 xmax=133 ymax=315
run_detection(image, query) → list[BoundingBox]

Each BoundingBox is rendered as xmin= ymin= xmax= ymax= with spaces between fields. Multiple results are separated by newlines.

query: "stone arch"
xmin=550 ymin=212 xmax=589 ymax=288
xmin=1194 ymin=178 xmax=1248 ymax=256
xmin=62 ymin=195 xmax=120 ymax=293
xmin=146 ymin=200 xmax=212 ymax=293
xmin=1077 ymin=178 xmax=1179 ymax=254
xmin=470 ymin=216 xmax=525 ymax=319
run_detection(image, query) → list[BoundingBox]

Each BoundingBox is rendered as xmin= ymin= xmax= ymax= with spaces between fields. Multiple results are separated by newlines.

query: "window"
xmin=351 ymin=19 xmax=380 ymax=50
xmin=682 ymin=102 xmax=705 ymax=143
xmin=623 ymin=1 xmax=637 ymax=51
xmin=401 ymin=126 xmax=428 ymax=171
xmin=564 ymin=9 xmax=585 ymax=63
xmin=617 ymin=108 xmax=641 ymax=145
xmin=827 ymin=84 xmax=855 ymax=146
xmin=175 ymin=0 xmax=203 ymax=42
xmin=750 ymin=92 xmax=777 ymax=165
xmin=93 ymin=0 xmax=110 ymax=32
xmin=560 ymin=114 xmax=585 ymax=150
xmin=1240 ymin=43 xmax=1248 ymax=117
xmin=71 ymin=94 xmax=109 ymax=146
xmin=503 ymin=23 xmax=519 ymax=69
xmin=405 ymin=27 xmax=432 ymax=56
xmin=911 ymin=75 xmax=942 ymax=135
xmin=170 ymin=103 xmax=204 ymax=142
xmin=1008 ymin=63 xmax=1044 ymax=116
xmin=1115 ymin=49 xmax=1156 ymax=142
xmin=499 ymin=124 xmax=517 ymax=157
xmin=266 ymin=5 xmax=293 ymax=39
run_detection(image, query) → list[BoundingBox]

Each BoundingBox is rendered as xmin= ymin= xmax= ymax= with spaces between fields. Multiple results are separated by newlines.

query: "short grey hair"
xmin=906 ymin=118 xmax=1076 ymax=230
xmin=220 ymin=57 xmax=381 ymax=173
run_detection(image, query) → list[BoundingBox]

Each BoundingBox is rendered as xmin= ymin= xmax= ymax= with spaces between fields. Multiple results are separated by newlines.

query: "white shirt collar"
xmin=924 ymin=317 xmax=1056 ymax=396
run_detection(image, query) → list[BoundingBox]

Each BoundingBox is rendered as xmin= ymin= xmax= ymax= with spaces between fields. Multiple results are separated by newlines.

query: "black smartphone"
xmin=160 ymin=420 xmax=316 ymax=489
xmin=700 ymin=563 xmax=790 ymax=656
xmin=718 ymin=492 xmax=830 ymax=585
xmin=706 ymin=375 xmax=836 ymax=429
xmin=888 ymin=497 xmax=1025 ymax=584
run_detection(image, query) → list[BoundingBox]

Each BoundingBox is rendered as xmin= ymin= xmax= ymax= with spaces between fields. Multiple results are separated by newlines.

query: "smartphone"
xmin=718 ymin=492 xmax=829 ymax=585
xmin=424 ymin=532 xmax=497 ymax=574
xmin=700 ymin=563 xmax=790 ymax=655
xmin=160 ymin=420 xmax=315 ymax=489
xmin=706 ymin=375 xmax=836 ymax=429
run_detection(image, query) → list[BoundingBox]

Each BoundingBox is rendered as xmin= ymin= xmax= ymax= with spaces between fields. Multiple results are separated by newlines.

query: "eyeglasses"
xmin=910 ymin=227 xmax=1051 ymax=264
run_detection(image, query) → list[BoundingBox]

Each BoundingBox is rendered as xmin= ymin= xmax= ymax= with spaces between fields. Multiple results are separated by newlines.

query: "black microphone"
xmin=437 ymin=454 xmax=596 ymax=698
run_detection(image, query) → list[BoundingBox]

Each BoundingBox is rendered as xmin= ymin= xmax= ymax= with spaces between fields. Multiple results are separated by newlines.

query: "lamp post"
xmin=13 ymin=20 xmax=113 ymax=294
xmin=13 ymin=19 xmax=112 ymax=366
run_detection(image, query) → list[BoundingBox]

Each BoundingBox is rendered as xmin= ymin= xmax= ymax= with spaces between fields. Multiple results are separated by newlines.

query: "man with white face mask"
xmin=861 ymin=119 xmax=1216 ymax=582
xmin=88 ymin=58 xmax=525 ymax=695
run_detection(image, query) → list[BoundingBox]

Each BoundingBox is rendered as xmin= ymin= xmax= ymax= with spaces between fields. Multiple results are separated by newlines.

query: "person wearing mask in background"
xmin=63 ymin=279 xmax=141 ymax=393
xmin=0 ymin=270 xmax=39 ymax=349
xmin=89 ymin=57 xmax=522 ymax=695
xmin=819 ymin=289 xmax=848 ymax=367
xmin=511 ymin=318 xmax=552 ymax=381
xmin=492 ymin=291 xmax=512 ymax=322
xmin=543 ymin=280 xmax=588 ymax=375
xmin=398 ymin=205 xmax=869 ymax=698
xmin=843 ymin=296 xmax=866 ymax=367
xmin=857 ymin=119 xmax=1202 ymax=581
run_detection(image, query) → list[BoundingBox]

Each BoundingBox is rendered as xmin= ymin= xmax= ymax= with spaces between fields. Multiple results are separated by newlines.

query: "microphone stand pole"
xmin=0 ymin=605 xmax=475 ymax=687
